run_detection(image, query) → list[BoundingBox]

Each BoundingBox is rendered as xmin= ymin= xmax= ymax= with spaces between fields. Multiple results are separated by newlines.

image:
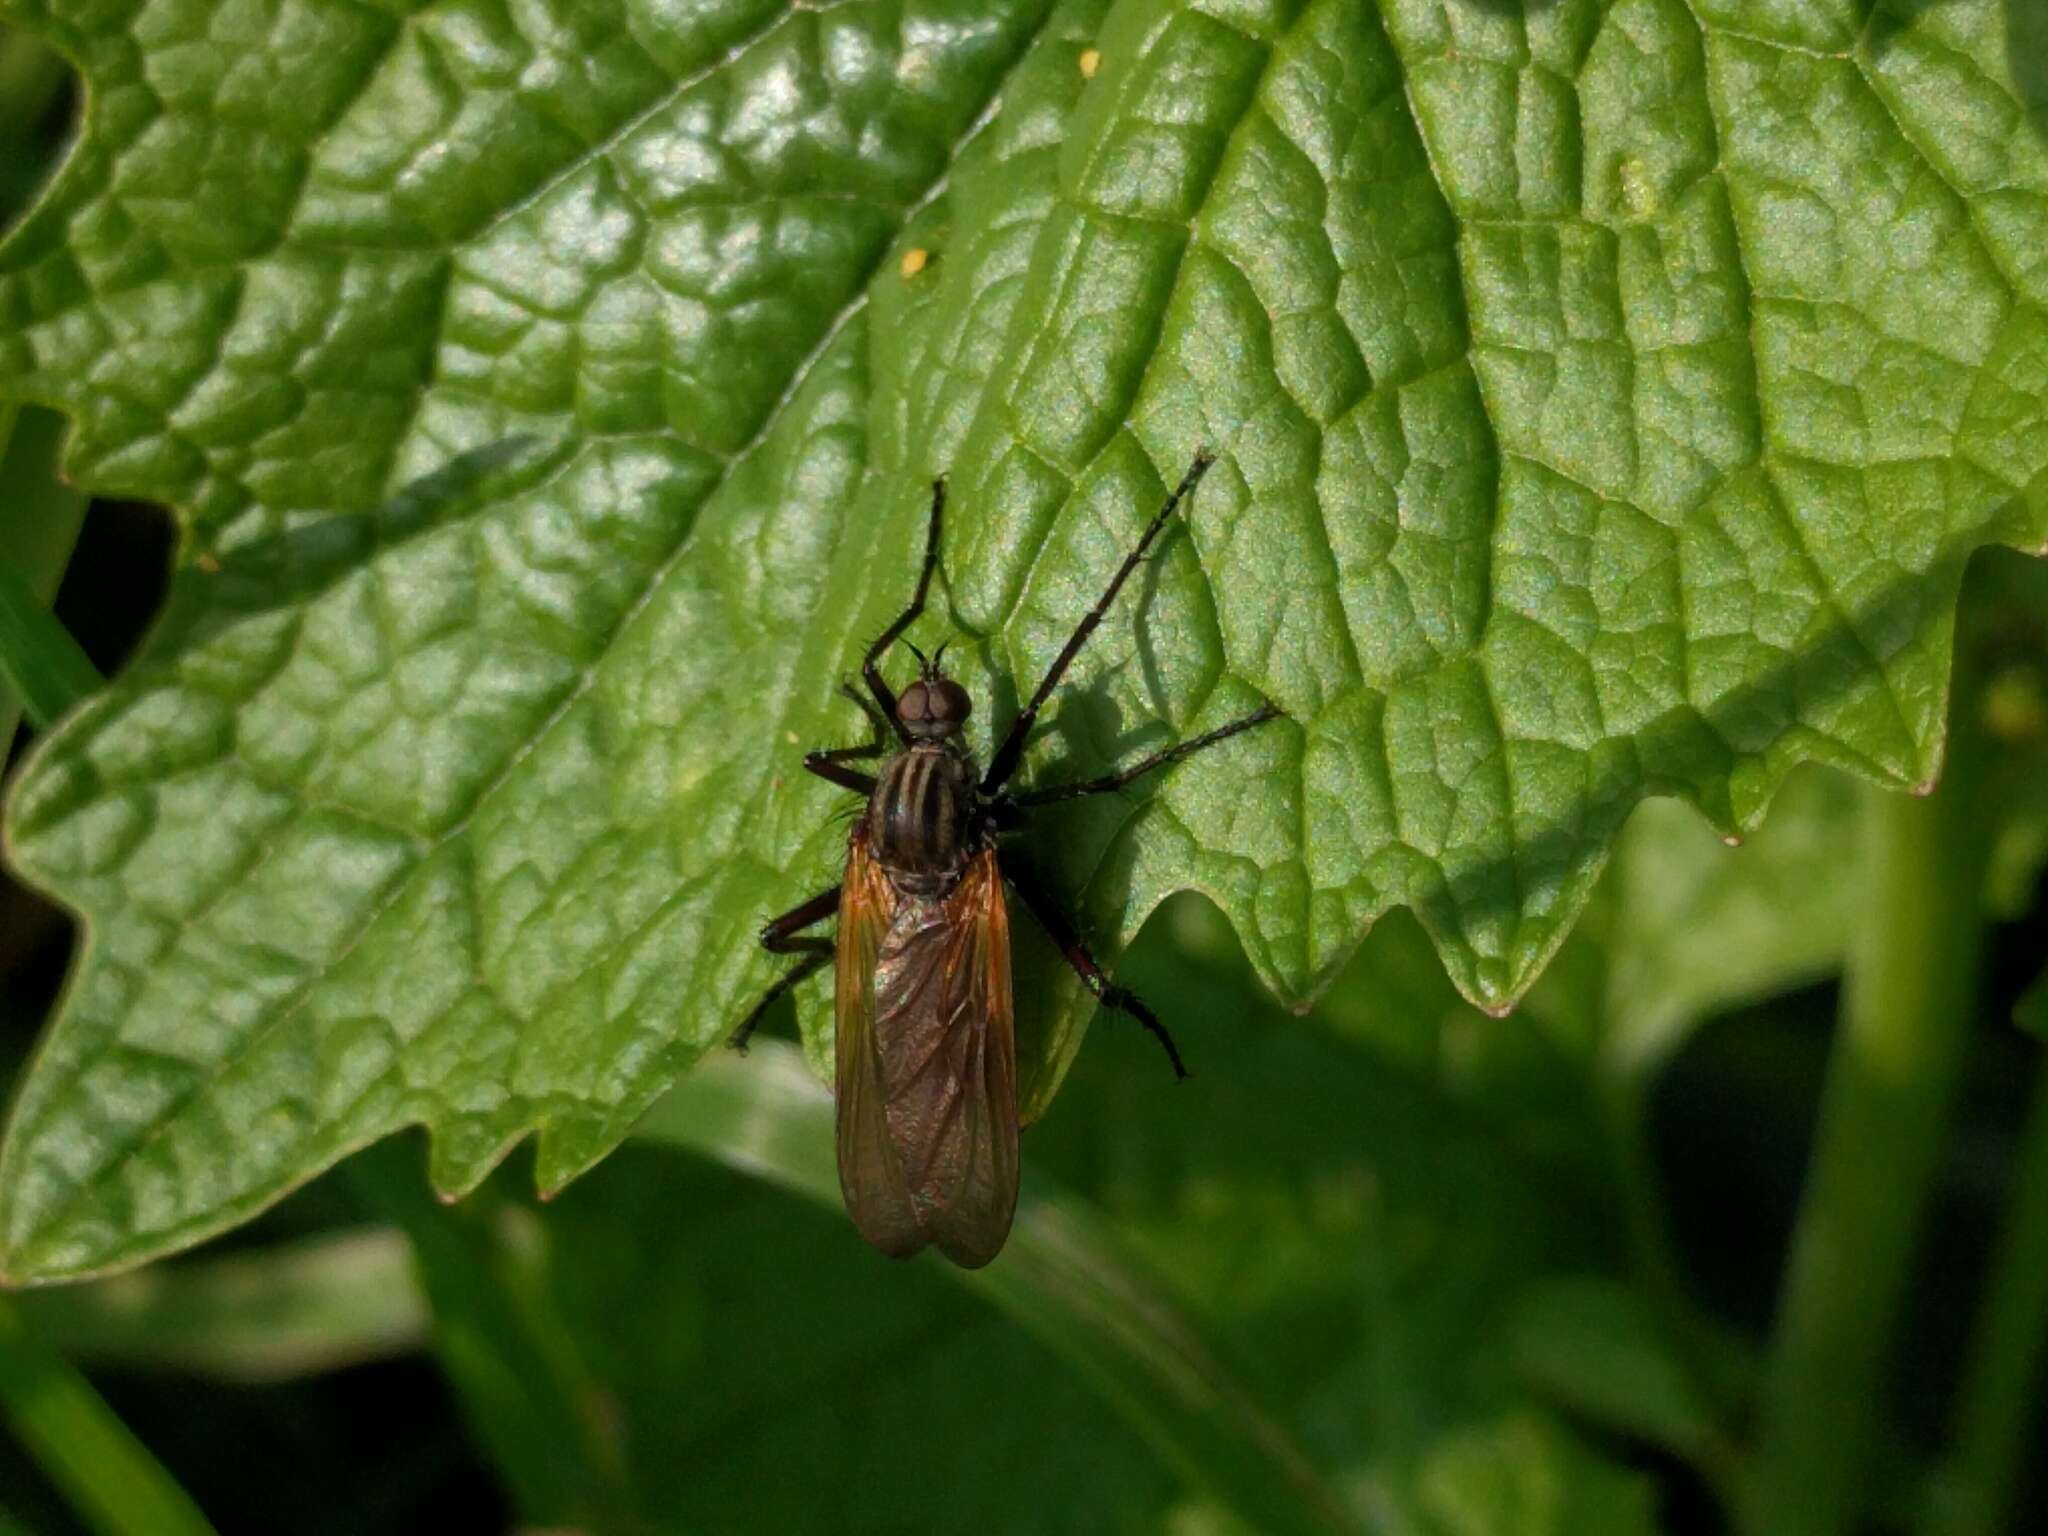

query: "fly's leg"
xmin=863 ymin=479 xmax=946 ymax=740
xmin=841 ymin=681 xmax=890 ymax=744
xmin=805 ymin=757 xmax=879 ymax=795
xmin=805 ymin=686 xmax=893 ymax=795
xmin=983 ymin=451 xmax=1216 ymax=793
xmin=729 ymin=885 xmax=840 ymax=1052
xmin=729 ymin=942 xmax=833 ymax=1052
xmin=1003 ymin=863 xmax=1187 ymax=1081
xmin=1008 ymin=702 xmax=1282 ymax=807
xmin=769 ymin=690 xmax=882 ymax=1042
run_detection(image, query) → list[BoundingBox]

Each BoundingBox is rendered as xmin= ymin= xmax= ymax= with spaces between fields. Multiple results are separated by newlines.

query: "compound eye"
xmin=896 ymin=680 xmax=931 ymax=723
xmin=930 ymin=679 xmax=972 ymax=724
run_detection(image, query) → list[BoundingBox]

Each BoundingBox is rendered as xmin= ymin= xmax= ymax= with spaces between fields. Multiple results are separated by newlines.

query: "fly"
xmin=729 ymin=451 xmax=1283 ymax=1267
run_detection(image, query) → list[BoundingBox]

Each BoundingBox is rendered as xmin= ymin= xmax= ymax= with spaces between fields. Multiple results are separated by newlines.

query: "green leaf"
xmin=1503 ymin=1277 xmax=1738 ymax=1473
xmin=512 ymin=1137 xmax=1242 ymax=1535
xmin=609 ymin=917 xmax=1676 ymax=1536
xmin=1014 ymin=893 xmax=1683 ymax=1531
xmin=17 ymin=1227 xmax=426 ymax=1381
xmin=4 ymin=0 xmax=2048 ymax=1281
xmin=1412 ymin=1413 xmax=1658 ymax=1536
xmin=1598 ymin=764 xmax=1861 ymax=1075
xmin=638 ymin=1040 xmax=1354 ymax=1536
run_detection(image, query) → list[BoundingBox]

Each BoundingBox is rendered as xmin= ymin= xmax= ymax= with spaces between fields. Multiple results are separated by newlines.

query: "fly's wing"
xmin=880 ymin=848 xmax=1018 ymax=1269
xmin=836 ymin=842 xmax=1019 ymax=1267
xmin=834 ymin=824 xmax=924 ymax=1257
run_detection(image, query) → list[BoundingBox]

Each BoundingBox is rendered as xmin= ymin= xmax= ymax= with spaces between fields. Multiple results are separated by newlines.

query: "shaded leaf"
xmin=639 ymin=1040 xmax=1354 ymax=1536
xmin=1413 ymin=1413 xmax=1657 ymax=1536
xmin=1598 ymin=765 xmax=1860 ymax=1075
xmin=541 ymin=1143 xmax=1200 ymax=1536
xmin=1503 ymin=1276 xmax=1739 ymax=1473
xmin=1019 ymin=894 xmax=1676 ymax=1533
xmin=346 ymin=1140 xmax=628 ymax=1529
xmin=17 ymin=1227 xmax=425 ymax=1381
xmin=2021 ymin=969 xmax=2047 ymax=1041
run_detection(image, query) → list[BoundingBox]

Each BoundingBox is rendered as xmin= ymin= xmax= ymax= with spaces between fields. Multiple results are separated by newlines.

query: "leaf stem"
xmin=1741 ymin=723 xmax=1995 ymax=1536
xmin=0 ymin=1296 xmax=217 ymax=1536
xmin=0 ymin=555 xmax=102 ymax=729
xmin=0 ymin=405 xmax=92 ymax=739
xmin=1923 ymin=1052 xmax=2048 ymax=1536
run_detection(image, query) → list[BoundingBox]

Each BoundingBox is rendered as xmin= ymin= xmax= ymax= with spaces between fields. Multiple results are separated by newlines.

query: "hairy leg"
xmin=863 ymin=479 xmax=946 ymax=739
xmin=1004 ymin=863 xmax=1186 ymax=1080
xmin=982 ymin=451 xmax=1216 ymax=794
xmin=1009 ymin=702 xmax=1282 ymax=806
xmin=729 ymin=885 xmax=840 ymax=1051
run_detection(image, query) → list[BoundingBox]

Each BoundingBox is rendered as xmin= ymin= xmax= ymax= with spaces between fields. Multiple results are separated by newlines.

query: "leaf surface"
xmin=5 ymin=0 xmax=2048 ymax=1279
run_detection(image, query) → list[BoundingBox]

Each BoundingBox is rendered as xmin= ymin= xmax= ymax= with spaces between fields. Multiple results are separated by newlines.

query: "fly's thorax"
xmin=867 ymin=742 xmax=980 ymax=895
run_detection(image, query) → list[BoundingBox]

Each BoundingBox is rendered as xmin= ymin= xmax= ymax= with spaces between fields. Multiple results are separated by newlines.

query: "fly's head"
xmin=897 ymin=641 xmax=971 ymax=744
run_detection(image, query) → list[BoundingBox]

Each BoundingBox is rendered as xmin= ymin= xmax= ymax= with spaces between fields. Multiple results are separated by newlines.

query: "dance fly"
xmin=730 ymin=452 xmax=1283 ymax=1267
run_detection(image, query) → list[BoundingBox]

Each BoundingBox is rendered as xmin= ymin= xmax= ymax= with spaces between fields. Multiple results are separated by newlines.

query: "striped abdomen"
xmin=867 ymin=745 xmax=976 ymax=895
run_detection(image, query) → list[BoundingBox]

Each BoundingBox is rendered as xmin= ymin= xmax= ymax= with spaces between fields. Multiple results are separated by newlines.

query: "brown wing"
xmin=835 ymin=840 xmax=1018 ymax=1268
xmin=915 ymin=848 xmax=1017 ymax=1267
xmin=834 ymin=824 xmax=920 ymax=1255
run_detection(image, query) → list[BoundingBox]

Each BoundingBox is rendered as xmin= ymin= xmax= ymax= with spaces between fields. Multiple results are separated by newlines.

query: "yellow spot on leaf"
xmin=900 ymin=247 xmax=929 ymax=279
xmin=1079 ymin=48 xmax=1101 ymax=78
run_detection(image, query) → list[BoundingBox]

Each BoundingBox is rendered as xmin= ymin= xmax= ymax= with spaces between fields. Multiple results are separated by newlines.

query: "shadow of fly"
xmin=729 ymin=451 xmax=1284 ymax=1268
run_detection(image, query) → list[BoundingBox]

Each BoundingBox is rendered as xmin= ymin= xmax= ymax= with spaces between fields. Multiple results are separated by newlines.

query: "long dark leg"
xmin=1004 ymin=866 xmax=1187 ymax=1081
xmin=804 ymin=685 xmax=891 ymax=795
xmin=982 ymin=451 xmax=1216 ymax=794
xmin=805 ymin=757 xmax=879 ymax=795
xmin=840 ymin=680 xmax=889 ymax=742
xmin=1009 ymin=702 xmax=1282 ymax=807
xmin=729 ymin=885 xmax=840 ymax=1051
xmin=863 ymin=479 xmax=946 ymax=741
